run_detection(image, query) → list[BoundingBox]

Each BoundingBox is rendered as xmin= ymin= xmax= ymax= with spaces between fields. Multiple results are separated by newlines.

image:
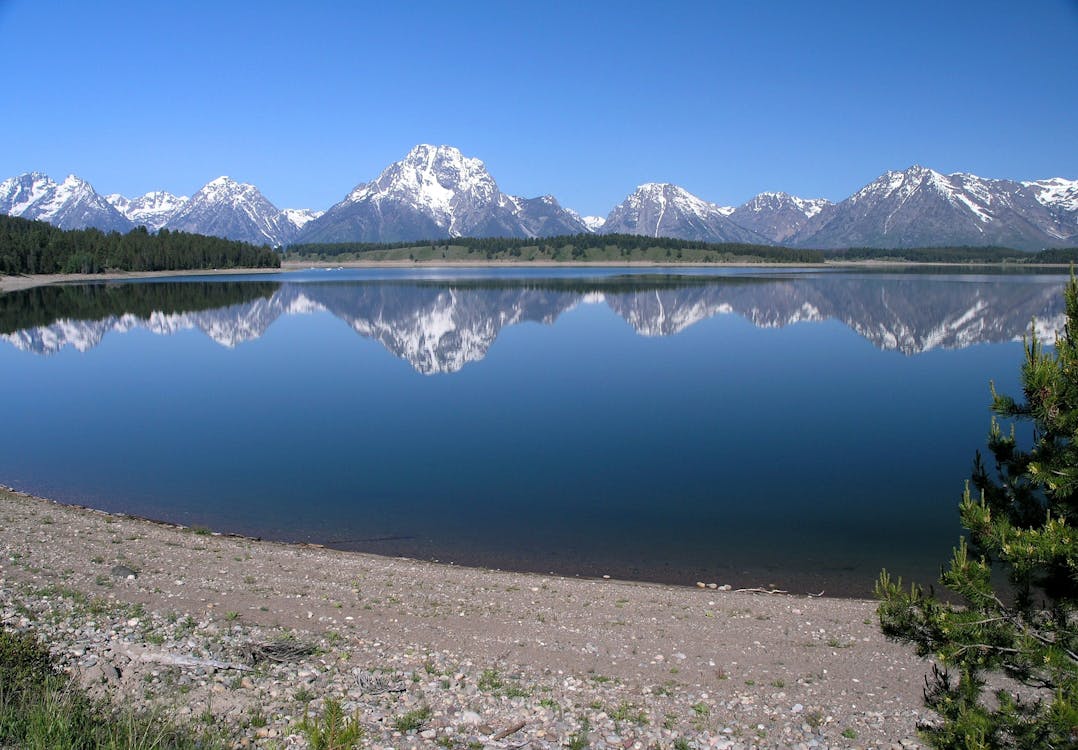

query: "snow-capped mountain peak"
xmin=281 ymin=208 xmax=324 ymax=231
xmin=297 ymin=144 xmax=587 ymax=243
xmin=794 ymin=164 xmax=1077 ymax=250
xmin=0 ymin=172 xmax=56 ymax=216
xmin=1023 ymin=177 xmax=1078 ymax=213
xmin=164 ymin=175 xmax=296 ymax=246
xmin=601 ymin=182 xmax=766 ymax=244
xmin=3 ymin=156 xmax=1074 ymax=251
xmin=201 ymin=176 xmax=252 ymax=201
xmin=581 ymin=215 xmax=606 ymax=232
xmin=106 ymin=190 xmax=188 ymax=231
xmin=0 ymin=171 xmax=132 ymax=232
xmin=729 ymin=191 xmax=833 ymax=243
xmin=744 ymin=191 xmax=830 ymax=219
xmin=346 ymin=144 xmax=499 ymax=231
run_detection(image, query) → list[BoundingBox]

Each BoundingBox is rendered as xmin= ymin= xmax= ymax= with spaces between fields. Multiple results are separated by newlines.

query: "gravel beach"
xmin=0 ymin=486 xmax=934 ymax=749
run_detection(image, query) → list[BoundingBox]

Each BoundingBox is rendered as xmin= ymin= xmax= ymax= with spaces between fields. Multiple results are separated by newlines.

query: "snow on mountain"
xmin=565 ymin=209 xmax=606 ymax=233
xmin=601 ymin=183 xmax=767 ymax=244
xmin=4 ymin=156 xmax=1074 ymax=250
xmin=281 ymin=208 xmax=324 ymax=231
xmin=728 ymin=192 xmax=832 ymax=243
xmin=164 ymin=176 xmax=296 ymax=246
xmin=348 ymin=144 xmax=498 ymax=231
xmin=510 ymin=194 xmax=589 ymax=238
xmin=793 ymin=165 xmax=1073 ymax=250
xmin=295 ymin=145 xmax=587 ymax=244
xmin=106 ymin=191 xmax=188 ymax=231
xmin=581 ymin=215 xmax=606 ymax=232
xmin=0 ymin=172 xmax=133 ymax=232
xmin=1024 ymin=177 xmax=1078 ymax=213
xmin=0 ymin=172 xmax=55 ymax=216
xmin=1020 ymin=177 xmax=1078 ymax=242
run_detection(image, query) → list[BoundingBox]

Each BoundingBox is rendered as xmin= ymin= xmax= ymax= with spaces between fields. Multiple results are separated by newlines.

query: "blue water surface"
xmin=0 ymin=267 xmax=1066 ymax=595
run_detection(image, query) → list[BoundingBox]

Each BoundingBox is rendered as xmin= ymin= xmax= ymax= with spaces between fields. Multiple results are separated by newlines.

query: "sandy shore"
xmin=0 ymin=486 xmax=933 ymax=748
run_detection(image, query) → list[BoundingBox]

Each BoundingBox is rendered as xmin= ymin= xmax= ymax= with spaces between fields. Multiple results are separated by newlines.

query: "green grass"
xmin=393 ymin=705 xmax=431 ymax=733
xmin=0 ymin=626 xmax=229 ymax=749
xmin=476 ymin=668 xmax=530 ymax=697
xmin=609 ymin=701 xmax=648 ymax=726
xmin=566 ymin=718 xmax=590 ymax=750
xmin=477 ymin=668 xmax=504 ymax=692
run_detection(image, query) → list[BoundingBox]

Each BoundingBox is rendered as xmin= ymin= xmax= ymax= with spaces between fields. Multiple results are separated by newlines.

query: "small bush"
xmin=0 ymin=627 xmax=57 ymax=699
xmin=298 ymin=697 xmax=364 ymax=749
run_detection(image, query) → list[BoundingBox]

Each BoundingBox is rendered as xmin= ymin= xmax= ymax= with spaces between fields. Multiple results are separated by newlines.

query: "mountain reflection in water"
xmin=1 ymin=272 xmax=1067 ymax=373
xmin=1 ymin=269 xmax=1070 ymax=596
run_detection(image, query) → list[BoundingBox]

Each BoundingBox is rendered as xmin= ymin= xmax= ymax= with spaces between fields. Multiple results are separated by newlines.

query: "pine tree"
xmin=877 ymin=277 xmax=1078 ymax=748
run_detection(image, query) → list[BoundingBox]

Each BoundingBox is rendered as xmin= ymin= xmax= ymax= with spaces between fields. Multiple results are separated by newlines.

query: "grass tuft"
xmin=0 ymin=626 xmax=229 ymax=749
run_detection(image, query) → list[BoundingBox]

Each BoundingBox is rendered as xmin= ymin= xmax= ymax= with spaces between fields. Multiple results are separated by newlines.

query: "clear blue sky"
xmin=1 ymin=0 xmax=1075 ymax=215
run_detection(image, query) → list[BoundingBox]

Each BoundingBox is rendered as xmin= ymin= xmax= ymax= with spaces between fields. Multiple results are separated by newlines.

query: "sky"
xmin=1 ymin=0 xmax=1076 ymax=216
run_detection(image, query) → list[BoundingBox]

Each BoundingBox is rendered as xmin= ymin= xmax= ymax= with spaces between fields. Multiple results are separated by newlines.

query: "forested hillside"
xmin=0 ymin=215 xmax=280 ymax=275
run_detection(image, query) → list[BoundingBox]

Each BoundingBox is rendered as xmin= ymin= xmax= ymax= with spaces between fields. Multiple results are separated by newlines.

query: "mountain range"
xmin=0 ymin=172 xmax=322 ymax=247
xmin=2 ymin=276 xmax=1065 ymax=373
xmin=2 ymin=146 xmax=1075 ymax=250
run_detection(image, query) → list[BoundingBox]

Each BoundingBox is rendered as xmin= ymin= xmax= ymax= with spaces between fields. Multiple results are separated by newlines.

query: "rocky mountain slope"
xmin=106 ymin=191 xmax=187 ymax=231
xmin=0 ymin=173 xmax=133 ymax=232
xmin=793 ymin=166 xmax=1077 ymax=251
xmin=295 ymin=145 xmax=588 ymax=243
xmin=163 ymin=176 xmax=300 ymax=246
xmin=728 ymin=192 xmax=831 ymax=244
xmin=3 ymin=156 xmax=1074 ymax=250
xmin=600 ymin=183 xmax=765 ymax=244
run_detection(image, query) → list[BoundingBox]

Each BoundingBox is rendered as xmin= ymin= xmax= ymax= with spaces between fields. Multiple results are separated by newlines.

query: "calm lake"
xmin=0 ymin=267 xmax=1067 ymax=596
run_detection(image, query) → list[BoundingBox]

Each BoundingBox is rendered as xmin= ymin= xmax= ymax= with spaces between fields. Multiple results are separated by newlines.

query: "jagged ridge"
xmin=2 ymin=155 xmax=1075 ymax=250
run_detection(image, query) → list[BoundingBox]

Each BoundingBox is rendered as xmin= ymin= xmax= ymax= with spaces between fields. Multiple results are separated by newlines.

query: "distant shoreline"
xmin=2 ymin=258 xmax=1070 ymax=294
xmin=282 ymin=258 xmax=1072 ymax=270
xmin=0 ymin=267 xmax=281 ymax=293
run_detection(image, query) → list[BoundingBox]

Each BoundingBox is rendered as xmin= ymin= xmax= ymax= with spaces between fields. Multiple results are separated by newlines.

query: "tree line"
xmin=830 ymin=245 xmax=1078 ymax=263
xmin=0 ymin=215 xmax=280 ymax=275
xmin=285 ymin=233 xmax=826 ymax=264
xmin=286 ymin=234 xmax=1078 ymax=265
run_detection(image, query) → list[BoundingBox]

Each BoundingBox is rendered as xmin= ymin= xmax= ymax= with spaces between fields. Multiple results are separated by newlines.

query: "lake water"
xmin=0 ymin=267 xmax=1067 ymax=596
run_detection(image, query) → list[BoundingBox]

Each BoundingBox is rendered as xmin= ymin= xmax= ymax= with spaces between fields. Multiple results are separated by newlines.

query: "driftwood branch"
xmin=492 ymin=721 xmax=526 ymax=741
xmin=120 ymin=649 xmax=252 ymax=672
